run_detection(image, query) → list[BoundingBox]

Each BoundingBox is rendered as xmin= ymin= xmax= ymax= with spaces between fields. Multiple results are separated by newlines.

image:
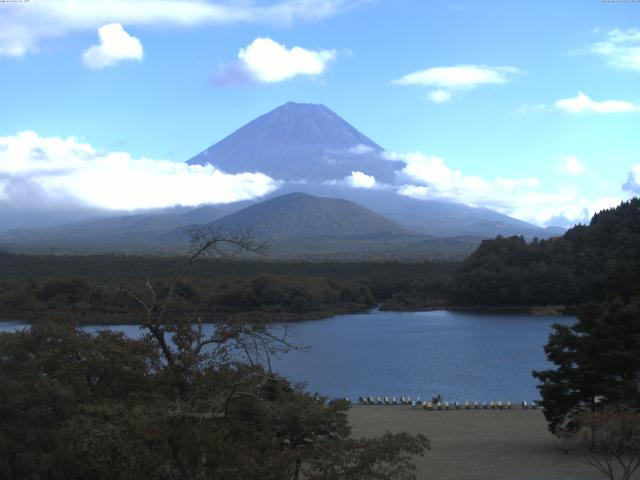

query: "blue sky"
xmin=1 ymin=0 xmax=640 ymax=227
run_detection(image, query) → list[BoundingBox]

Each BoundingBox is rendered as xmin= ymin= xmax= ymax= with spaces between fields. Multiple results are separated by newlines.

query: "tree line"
xmin=449 ymin=198 xmax=640 ymax=307
xmin=0 ymin=253 xmax=455 ymax=323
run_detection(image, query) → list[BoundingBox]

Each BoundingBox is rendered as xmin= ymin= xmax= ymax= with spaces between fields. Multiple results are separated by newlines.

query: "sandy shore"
xmin=348 ymin=406 xmax=603 ymax=480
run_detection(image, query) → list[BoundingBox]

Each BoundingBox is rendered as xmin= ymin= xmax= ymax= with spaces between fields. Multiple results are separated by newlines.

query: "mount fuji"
xmin=0 ymin=102 xmax=562 ymax=255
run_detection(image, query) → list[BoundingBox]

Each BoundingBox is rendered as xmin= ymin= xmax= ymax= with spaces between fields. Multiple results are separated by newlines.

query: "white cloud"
xmin=591 ymin=28 xmax=640 ymax=72
xmin=0 ymin=0 xmax=357 ymax=57
xmin=394 ymin=151 xmax=541 ymax=204
xmin=392 ymin=65 xmax=519 ymax=89
xmin=323 ymin=171 xmax=379 ymax=189
xmin=556 ymin=155 xmax=586 ymax=176
xmin=555 ymin=92 xmax=640 ymax=114
xmin=214 ymin=38 xmax=336 ymax=84
xmin=347 ymin=171 xmax=376 ymax=188
xmin=392 ymin=65 xmax=519 ymax=103
xmin=82 ymin=23 xmax=143 ymax=69
xmin=348 ymin=144 xmax=376 ymax=155
xmin=426 ymin=89 xmax=453 ymax=103
xmin=0 ymin=131 xmax=280 ymax=211
xmin=389 ymin=150 xmax=620 ymax=226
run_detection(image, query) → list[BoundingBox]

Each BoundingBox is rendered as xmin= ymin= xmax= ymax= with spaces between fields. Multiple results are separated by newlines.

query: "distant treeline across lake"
xmin=0 ymin=252 xmax=457 ymax=324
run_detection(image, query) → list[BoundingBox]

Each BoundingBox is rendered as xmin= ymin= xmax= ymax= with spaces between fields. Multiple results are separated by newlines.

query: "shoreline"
xmin=0 ymin=306 xmax=365 ymax=326
xmin=380 ymin=303 xmax=576 ymax=316
xmin=0 ymin=304 xmax=576 ymax=325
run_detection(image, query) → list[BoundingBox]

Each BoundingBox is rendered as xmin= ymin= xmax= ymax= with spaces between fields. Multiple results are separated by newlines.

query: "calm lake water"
xmin=0 ymin=310 xmax=575 ymax=402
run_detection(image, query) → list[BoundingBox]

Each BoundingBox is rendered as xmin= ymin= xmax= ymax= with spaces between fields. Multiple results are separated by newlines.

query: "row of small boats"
xmin=356 ymin=396 xmax=540 ymax=409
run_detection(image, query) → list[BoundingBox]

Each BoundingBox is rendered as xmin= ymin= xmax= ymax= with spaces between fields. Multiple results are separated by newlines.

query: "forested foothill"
xmin=450 ymin=198 xmax=640 ymax=308
xmin=3 ymin=199 xmax=640 ymax=324
xmin=0 ymin=251 xmax=455 ymax=324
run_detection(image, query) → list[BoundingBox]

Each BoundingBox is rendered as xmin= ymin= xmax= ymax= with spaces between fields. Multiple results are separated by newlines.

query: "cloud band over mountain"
xmin=0 ymin=131 xmax=280 ymax=211
xmin=0 ymin=102 xmax=632 ymax=230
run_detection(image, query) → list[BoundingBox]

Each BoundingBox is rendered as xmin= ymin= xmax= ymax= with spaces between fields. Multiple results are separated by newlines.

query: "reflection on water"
xmin=0 ymin=310 xmax=574 ymax=402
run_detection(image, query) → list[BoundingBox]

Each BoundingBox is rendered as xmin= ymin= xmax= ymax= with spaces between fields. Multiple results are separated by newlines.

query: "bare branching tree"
xmin=81 ymin=226 xmax=430 ymax=480
xmin=100 ymin=227 xmax=300 ymax=403
xmin=577 ymin=405 xmax=640 ymax=480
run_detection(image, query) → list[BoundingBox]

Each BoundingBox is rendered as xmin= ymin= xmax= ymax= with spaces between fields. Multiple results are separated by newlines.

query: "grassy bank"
xmin=348 ymin=406 xmax=600 ymax=480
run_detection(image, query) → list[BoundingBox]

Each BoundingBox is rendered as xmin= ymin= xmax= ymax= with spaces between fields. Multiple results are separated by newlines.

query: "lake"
xmin=0 ymin=310 xmax=574 ymax=402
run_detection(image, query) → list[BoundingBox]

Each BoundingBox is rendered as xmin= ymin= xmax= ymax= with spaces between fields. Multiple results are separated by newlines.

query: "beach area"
xmin=348 ymin=406 xmax=603 ymax=480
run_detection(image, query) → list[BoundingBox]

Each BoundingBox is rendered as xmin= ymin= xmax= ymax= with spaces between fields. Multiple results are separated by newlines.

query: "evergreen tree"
xmin=534 ymin=298 xmax=640 ymax=434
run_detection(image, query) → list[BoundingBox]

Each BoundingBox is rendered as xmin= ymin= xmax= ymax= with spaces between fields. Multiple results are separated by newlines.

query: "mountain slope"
xmin=449 ymin=198 xmax=639 ymax=306
xmin=264 ymin=183 xmax=556 ymax=238
xmin=187 ymin=101 xmax=553 ymax=239
xmin=0 ymin=203 xmax=249 ymax=251
xmin=167 ymin=192 xmax=410 ymax=240
xmin=187 ymin=102 xmax=403 ymax=183
xmin=0 ymin=192 xmax=484 ymax=258
xmin=160 ymin=192 xmax=482 ymax=259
